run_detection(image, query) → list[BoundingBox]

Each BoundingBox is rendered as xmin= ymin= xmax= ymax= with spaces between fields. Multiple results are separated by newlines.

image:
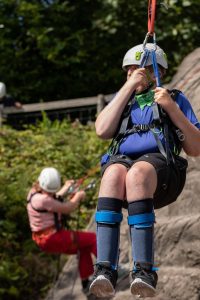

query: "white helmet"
xmin=122 ymin=43 xmax=168 ymax=70
xmin=38 ymin=167 xmax=61 ymax=193
xmin=0 ymin=82 xmax=6 ymax=98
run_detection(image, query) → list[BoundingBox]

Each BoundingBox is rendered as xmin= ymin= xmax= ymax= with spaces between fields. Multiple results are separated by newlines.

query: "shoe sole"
xmin=130 ymin=278 xmax=156 ymax=298
xmin=89 ymin=275 xmax=115 ymax=298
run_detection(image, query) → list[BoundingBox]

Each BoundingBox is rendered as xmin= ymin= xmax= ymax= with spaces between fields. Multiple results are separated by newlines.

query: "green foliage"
xmin=0 ymin=118 xmax=109 ymax=299
xmin=0 ymin=0 xmax=199 ymax=103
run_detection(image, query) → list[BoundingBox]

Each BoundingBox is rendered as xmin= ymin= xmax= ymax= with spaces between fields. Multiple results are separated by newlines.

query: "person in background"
xmin=0 ymin=82 xmax=22 ymax=108
xmin=27 ymin=167 xmax=97 ymax=295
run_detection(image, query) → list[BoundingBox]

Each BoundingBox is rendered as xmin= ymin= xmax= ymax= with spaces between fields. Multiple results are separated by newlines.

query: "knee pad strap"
xmin=95 ymin=211 xmax=123 ymax=224
xmin=128 ymin=212 xmax=155 ymax=228
xmin=97 ymin=197 xmax=123 ymax=212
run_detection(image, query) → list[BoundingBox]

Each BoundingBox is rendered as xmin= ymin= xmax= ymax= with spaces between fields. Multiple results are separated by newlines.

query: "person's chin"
xmin=136 ymin=86 xmax=146 ymax=94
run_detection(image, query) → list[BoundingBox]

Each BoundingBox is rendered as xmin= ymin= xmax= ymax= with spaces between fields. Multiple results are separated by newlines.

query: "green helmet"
xmin=122 ymin=43 xmax=168 ymax=71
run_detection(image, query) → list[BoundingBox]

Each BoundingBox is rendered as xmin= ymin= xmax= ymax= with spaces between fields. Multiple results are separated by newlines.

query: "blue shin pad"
xmin=95 ymin=198 xmax=123 ymax=269
xmin=128 ymin=204 xmax=155 ymax=266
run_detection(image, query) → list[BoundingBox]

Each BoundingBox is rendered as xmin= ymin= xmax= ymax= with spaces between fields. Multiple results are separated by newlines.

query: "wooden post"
xmin=97 ymin=94 xmax=105 ymax=115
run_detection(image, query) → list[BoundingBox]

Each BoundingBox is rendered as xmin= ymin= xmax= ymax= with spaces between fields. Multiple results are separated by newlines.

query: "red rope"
xmin=67 ymin=164 xmax=99 ymax=197
xmin=148 ymin=0 xmax=156 ymax=34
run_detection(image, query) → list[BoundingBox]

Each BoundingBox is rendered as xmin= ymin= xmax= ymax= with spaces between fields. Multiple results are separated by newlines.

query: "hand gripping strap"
xmin=128 ymin=212 xmax=155 ymax=228
xmin=95 ymin=211 xmax=123 ymax=224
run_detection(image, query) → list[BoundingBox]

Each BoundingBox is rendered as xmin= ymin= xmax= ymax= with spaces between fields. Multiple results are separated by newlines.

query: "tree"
xmin=0 ymin=0 xmax=199 ymax=103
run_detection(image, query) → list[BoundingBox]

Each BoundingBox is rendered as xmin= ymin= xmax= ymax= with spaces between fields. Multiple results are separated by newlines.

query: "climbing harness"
xmin=108 ymin=88 xmax=184 ymax=164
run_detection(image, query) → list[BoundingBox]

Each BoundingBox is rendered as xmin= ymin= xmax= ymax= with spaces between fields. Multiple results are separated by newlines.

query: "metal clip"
xmin=176 ymin=129 xmax=185 ymax=142
xmin=160 ymin=2 xmax=169 ymax=10
xmin=143 ymin=32 xmax=157 ymax=51
xmin=143 ymin=32 xmax=151 ymax=49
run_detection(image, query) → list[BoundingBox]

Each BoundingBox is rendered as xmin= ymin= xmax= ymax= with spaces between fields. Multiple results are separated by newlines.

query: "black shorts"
xmin=101 ymin=153 xmax=188 ymax=209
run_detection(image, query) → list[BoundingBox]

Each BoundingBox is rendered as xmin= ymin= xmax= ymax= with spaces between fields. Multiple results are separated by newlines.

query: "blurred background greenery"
xmin=0 ymin=118 xmax=108 ymax=299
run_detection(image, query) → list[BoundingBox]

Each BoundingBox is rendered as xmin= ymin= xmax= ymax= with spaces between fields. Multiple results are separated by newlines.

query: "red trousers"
xmin=33 ymin=229 xmax=97 ymax=279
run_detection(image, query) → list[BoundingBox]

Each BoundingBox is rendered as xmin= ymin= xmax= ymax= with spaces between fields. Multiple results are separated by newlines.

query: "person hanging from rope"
xmin=89 ymin=42 xmax=200 ymax=298
xmin=27 ymin=167 xmax=97 ymax=296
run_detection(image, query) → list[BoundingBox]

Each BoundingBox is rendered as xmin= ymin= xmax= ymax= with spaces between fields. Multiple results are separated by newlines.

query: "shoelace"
xmin=94 ymin=264 xmax=116 ymax=283
xmin=133 ymin=268 xmax=155 ymax=282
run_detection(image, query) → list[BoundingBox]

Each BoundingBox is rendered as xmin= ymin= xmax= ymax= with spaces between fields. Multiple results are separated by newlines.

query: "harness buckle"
xmin=140 ymin=124 xmax=146 ymax=131
xmin=134 ymin=124 xmax=140 ymax=132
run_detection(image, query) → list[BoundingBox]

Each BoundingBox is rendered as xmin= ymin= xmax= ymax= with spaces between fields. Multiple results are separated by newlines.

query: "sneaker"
xmin=130 ymin=263 xmax=158 ymax=298
xmin=89 ymin=262 xmax=118 ymax=298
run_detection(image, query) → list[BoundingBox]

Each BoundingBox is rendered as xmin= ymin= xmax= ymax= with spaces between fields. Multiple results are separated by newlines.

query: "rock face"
xmin=45 ymin=49 xmax=200 ymax=300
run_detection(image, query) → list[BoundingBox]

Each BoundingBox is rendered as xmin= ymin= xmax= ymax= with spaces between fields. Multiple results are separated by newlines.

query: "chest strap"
xmin=108 ymin=122 xmax=180 ymax=164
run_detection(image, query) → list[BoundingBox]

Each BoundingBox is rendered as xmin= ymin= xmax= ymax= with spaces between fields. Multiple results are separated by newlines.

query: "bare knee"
xmin=99 ymin=164 xmax=127 ymax=198
xmin=126 ymin=161 xmax=156 ymax=185
xmin=103 ymin=164 xmax=127 ymax=184
xmin=126 ymin=161 xmax=157 ymax=201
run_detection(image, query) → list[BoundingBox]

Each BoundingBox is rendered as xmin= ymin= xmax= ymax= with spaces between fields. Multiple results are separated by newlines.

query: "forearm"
xmin=95 ymin=80 xmax=136 ymax=139
xmin=168 ymin=104 xmax=200 ymax=156
xmin=62 ymin=199 xmax=80 ymax=214
xmin=62 ymin=191 xmax=84 ymax=214
xmin=48 ymin=193 xmax=81 ymax=215
xmin=56 ymin=180 xmax=74 ymax=197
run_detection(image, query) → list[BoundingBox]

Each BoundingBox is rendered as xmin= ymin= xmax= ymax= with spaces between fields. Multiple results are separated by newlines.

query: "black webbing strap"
xmin=108 ymin=123 xmax=158 ymax=156
xmin=53 ymin=213 xmax=62 ymax=231
xmin=150 ymin=127 xmax=168 ymax=161
xmin=27 ymin=192 xmax=48 ymax=213
xmin=118 ymin=95 xmax=135 ymax=135
xmin=120 ymin=123 xmax=173 ymax=164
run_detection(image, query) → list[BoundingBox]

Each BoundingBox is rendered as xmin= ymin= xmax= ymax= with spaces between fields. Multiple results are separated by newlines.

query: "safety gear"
xmin=95 ymin=211 xmax=123 ymax=223
xmin=0 ymin=82 xmax=6 ymax=98
xmin=128 ymin=212 xmax=155 ymax=227
xmin=106 ymin=89 xmax=182 ymax=162
xmin=122 ymin=43 xmax=168 ymax=70
xmin=38 ymin=167 xmax=61 ymax=193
